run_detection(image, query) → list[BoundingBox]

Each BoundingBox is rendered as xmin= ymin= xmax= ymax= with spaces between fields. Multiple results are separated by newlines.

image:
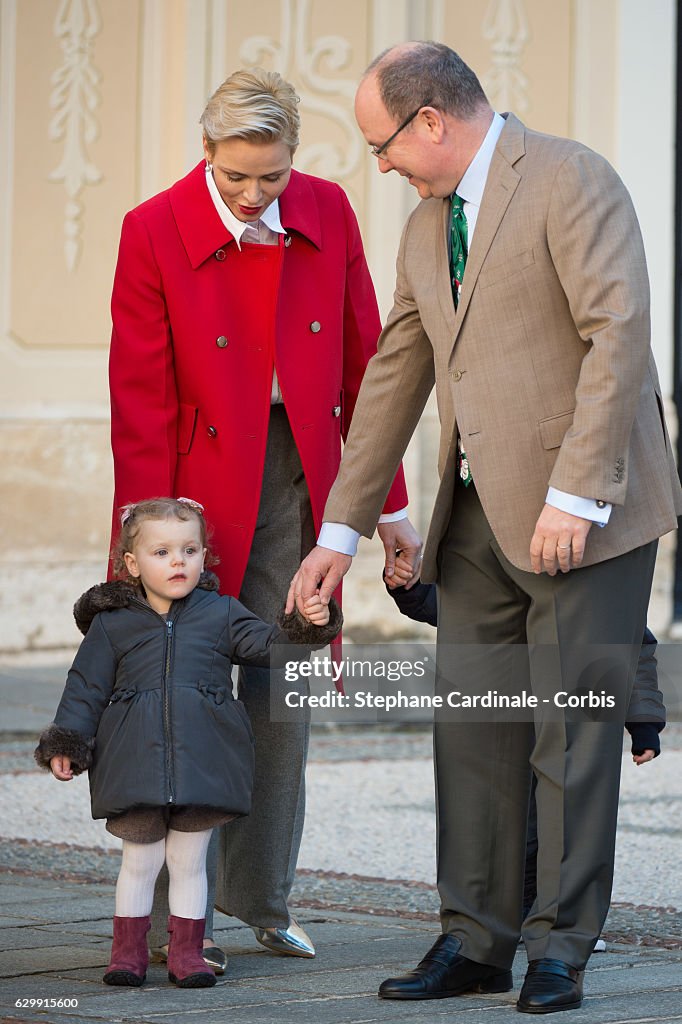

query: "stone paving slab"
xmin=2 ymin=841 xmax=681 ymax=950
xmin=1 ymin=866 xmax=681 ymax=1024
xmin=3 ymin=909 xmax=679 ymax=1019
xmin=0 ymin=930 xmax=95 ymax=953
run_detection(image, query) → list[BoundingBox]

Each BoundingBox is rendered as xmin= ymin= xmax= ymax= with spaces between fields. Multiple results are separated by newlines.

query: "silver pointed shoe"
xmin=252 ymin=919 xmax=315 ymax=958
xmin=202 ymin=946 xmax=227 ymax=973
xmin=149 ymin=944 xmax=227 ymax=975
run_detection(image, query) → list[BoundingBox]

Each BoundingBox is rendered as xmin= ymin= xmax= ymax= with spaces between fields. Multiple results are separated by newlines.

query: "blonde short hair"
xmin=201 ymin=68 xmax=300 ymax=152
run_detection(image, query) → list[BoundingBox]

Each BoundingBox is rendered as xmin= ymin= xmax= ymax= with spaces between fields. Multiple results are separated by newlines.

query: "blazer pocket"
xmin=538 ymin=410 xmax=575 ymax=450
xmin=177 ymin=403 xmax=198 ymax=454
xmin=478 ymin=248 xmax=535 ymax=289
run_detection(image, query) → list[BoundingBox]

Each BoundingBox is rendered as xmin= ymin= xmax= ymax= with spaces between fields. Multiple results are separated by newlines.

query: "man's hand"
xmin=530 ymin=504 xmax=592 ymax=575
xmin=286 ymin=546 xmax=352 ymax=615
xmin=378 ymin=518 xmax=423 ymax=589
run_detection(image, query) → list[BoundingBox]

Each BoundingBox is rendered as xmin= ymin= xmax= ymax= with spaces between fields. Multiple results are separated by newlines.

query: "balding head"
xmin=365 ymin=41 xmax=490 ymax=124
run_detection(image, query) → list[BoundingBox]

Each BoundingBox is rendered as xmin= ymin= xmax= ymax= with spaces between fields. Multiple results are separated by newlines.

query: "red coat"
xmin=109 ymin=163 xmax=407 ymax=598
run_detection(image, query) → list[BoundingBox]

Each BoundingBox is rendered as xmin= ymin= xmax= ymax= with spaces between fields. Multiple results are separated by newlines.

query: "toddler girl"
xmin=35 ymin=497 xmax=340 ymax=989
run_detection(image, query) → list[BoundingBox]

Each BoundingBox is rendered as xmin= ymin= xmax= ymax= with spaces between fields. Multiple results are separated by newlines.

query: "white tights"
xmin=115 ymin=828 xmax=212 ymax=919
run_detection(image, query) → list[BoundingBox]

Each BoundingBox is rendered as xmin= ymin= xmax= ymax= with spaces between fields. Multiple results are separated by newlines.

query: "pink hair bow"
xmin=119 ymin=496 xmax=205 ymax=527
xmin=177 ymin=497 xmax=205 ymax=514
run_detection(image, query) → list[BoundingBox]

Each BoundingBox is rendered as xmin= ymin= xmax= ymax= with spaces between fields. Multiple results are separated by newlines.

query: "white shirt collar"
xmin=205 ymin=165 xmax=285 ymax=249
xmin=455 ymin=112 xmax=505 ymax=207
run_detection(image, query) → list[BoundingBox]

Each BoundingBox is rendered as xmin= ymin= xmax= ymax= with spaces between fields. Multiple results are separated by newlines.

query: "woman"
xmin=108 ymin=68 xmax=410 ymax=966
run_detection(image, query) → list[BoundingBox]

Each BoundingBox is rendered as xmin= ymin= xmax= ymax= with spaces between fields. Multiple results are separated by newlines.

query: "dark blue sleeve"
xmin=625 ymin=627 xmax=664 ymax=755
xmin=384 ymin=577 xmax=437 ymax=627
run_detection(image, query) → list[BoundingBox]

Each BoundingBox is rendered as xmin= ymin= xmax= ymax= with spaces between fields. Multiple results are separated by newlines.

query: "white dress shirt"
xmin=205 ymin=164 xmax=285 ymax=246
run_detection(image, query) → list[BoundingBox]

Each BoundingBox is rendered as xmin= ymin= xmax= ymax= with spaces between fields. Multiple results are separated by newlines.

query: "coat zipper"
xmin=163 ymin=617 xmax=175 ymax=804
xmin=129 ymin=595 xmax=180 ymax=804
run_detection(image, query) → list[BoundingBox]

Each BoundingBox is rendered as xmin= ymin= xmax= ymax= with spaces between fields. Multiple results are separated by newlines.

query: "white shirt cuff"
xmin=546 ymin=487 xmax=612 ymax=527
xmin=377 ymin=507 xmax=408 ymax=524
xmin=318 ymin=522 xmax=360 ymax=556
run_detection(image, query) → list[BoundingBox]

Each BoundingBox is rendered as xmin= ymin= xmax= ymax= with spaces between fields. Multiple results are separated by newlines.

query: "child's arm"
xmin=625 ymin=627 xmax=664 ymax=764
xmin=384 ymin=570 xmax=438 ymax=626
xmin=225 ymin=595 xmax=343 ymax=668
xmin=35 ymin=615 xmax=117 ymax=775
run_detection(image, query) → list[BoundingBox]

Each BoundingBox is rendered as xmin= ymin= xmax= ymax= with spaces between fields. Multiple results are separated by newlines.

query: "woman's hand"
xmin=303 ymin=595 xmax=330 ymax=626
xmin=50 ymin=755 xmax=74 ymax=781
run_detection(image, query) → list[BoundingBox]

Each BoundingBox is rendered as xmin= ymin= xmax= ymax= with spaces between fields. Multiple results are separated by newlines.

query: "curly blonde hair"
xmin=111 ymin=497 xmax=218 ymax=580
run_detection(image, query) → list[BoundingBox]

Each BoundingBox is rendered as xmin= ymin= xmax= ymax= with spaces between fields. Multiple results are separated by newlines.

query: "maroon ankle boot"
xmin=167 ymin=915 xmax=216 ymax=988
xmin=103 ymin=915 xmax=151 ymax=986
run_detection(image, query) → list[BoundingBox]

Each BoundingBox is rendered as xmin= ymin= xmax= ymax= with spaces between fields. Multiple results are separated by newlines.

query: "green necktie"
xmin=450 ymin=192 xmax=468 ymax=307
xmin=450 ymin=192 xmax=472 ymax=486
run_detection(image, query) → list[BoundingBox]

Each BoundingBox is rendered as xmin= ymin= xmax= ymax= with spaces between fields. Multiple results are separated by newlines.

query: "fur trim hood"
xmin=73 ymin=570 xmax=221 ymax=635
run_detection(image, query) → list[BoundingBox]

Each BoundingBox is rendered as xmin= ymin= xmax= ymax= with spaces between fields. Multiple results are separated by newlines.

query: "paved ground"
xmin=1 ymin=661 xmax=681 ymax=1023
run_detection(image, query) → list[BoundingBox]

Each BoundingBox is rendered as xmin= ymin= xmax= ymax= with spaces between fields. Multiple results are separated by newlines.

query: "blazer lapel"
xmin=169 ymin=166 xmax=323 ymax=268
xmin=447 ymin=114 xmax=526 ymax=358
xmin=278 ymin=170 xmax=323 ymax=249
xmin=436 ymin=199 xmax=457 ymax=335
xmin=170 ymin=162 xmax=235 ymax=268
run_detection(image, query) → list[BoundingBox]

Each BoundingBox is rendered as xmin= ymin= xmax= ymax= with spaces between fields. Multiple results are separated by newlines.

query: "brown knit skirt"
xmin=106 ymin=806 xmax=237 ymax=843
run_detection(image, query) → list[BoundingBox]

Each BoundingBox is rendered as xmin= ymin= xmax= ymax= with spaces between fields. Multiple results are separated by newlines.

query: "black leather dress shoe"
xmin=378 ymin=934 xmax=513 ymax=1000
xmin=517 ymin=958 xmax=584 ymax=1014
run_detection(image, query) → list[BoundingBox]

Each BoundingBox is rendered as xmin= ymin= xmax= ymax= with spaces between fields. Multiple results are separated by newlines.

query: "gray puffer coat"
xmin=35 ymin=572 xmax=341 ymax=820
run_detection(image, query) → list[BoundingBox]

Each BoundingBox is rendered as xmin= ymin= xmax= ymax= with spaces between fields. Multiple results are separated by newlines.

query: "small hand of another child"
xmin=50 ymin=755 xmax=74 ymax=781
xmin=303 ymin=595 xmax=330 ymax=626
xmin=633 ymin=749 xmax=655 ymax=766
xmin=385 ymin=554 xmax=415 ymax=590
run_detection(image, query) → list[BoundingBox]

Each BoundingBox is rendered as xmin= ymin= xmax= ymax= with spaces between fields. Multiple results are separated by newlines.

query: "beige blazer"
xmin=324 ymin=114 xmax=682 ymax=578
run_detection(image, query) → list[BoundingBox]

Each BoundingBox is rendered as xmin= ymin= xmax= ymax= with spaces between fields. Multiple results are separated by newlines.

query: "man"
xmin=288 ymin=42 xmax=682 ymax=1014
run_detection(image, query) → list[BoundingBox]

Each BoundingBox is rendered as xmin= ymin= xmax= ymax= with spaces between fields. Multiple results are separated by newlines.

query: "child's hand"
xmin=50 ymin=755 xmax=74 ymax=781
xmin=385 ymin=554 xmax=416 ymax=590
xmin=303 ymin=595 xmax=330 ymax=626
xmin=633 ymin=749 xmax=656 ymax=766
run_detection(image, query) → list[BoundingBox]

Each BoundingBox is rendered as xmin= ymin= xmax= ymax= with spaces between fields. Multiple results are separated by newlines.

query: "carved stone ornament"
xmin=48 ymin=0 xmax=103 ymax=272
xmin=481 ymin=0 xmax=530 ymax=114
xmin=239 ymin=0 xmax=361 ymax=181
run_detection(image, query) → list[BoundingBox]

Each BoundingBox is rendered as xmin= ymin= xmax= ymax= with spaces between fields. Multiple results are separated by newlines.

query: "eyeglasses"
xmin=370 ymin=100 xmax=433 ymax=158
